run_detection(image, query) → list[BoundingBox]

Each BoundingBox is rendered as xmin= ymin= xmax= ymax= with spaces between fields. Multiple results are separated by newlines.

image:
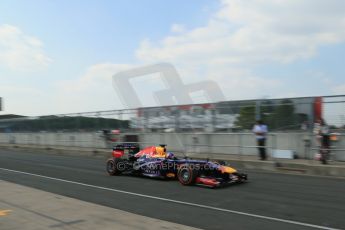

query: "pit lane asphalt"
xmin=0 ymin=149 xmax=344 ymax=230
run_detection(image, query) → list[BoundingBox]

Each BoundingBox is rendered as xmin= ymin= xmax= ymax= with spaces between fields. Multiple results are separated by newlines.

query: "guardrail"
xmin=1 ymin=132 xmax=343 ymax=162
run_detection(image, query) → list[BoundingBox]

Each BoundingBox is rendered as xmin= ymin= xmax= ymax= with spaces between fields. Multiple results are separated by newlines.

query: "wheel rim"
xmin=107 ymin=161 xmax=115 ymax=173
xmin=181 ymin=169 xmax=190 ymax=182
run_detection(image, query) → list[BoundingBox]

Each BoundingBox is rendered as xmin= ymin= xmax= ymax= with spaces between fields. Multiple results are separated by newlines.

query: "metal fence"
xmin=0 ymin=95 xmax=345 ymax=162
xmin=1 ymin=95 xmax=344 ymax=133
xmin=323 ymin=95 xmax=345 ymax=128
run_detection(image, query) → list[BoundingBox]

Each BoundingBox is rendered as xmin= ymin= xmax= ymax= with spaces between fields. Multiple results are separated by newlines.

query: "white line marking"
xmin=0 ymin=167 xmax=341 ymax=230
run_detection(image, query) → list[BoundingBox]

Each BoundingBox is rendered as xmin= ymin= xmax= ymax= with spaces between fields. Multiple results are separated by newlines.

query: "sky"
xmin=0 ymin=0 xmax=345 ymax=116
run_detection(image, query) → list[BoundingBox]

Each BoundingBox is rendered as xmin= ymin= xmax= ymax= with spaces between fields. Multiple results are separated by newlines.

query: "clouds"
xmin=333 ymin=84 xmax=345 ymax=95
xmin=58 ymin=0 xmax=345 ymax=112
xmin=0 ymin=24 xmax=52 ymax=71
xmin=55 ymin=62 xmax=182 ymax=112
xmin=0 ymin=85 xmax=47 ymax=115
xmin=137 ymin=0 xmax=345 ymax=65
xmin=131 ymin=0 xmax=345 ymax=101
xmin=0 ymin=24 xmax=53 ymax=115
xmin=54 ymin=63 xmax=133 ymax=113
xmin=3 ymin=0 xmax=345 ymax=115
xmin=171 ymin=24 xmax=187 ymax=34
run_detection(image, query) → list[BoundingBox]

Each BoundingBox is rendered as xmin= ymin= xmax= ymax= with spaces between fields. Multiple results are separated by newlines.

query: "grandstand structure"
xmin=130 ymin=96 xmax=323 ymax=132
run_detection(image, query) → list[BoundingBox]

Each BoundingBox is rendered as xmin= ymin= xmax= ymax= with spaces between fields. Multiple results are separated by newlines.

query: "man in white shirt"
xmin=252 ymin=120 xmax=268 ymax=160
xmin=313 ymin=118 xmax=330 ymax=164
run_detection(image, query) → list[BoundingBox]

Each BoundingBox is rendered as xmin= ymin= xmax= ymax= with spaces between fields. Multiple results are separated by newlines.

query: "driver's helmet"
xmin=166 ymin=152 xmax=175 ymax=159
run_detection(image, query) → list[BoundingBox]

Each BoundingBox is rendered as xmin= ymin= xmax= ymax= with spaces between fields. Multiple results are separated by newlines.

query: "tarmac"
xmin=1 ymin=149 xmax=345 ymax=229
xmin=0 ymin=180 xmax=199 ymax=230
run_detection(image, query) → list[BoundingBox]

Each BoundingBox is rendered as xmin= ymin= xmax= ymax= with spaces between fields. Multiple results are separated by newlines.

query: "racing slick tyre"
xmin=177 ymin=164 xmax=198 ymax=185
xmin=233 ymin=172 xmax=248 ymax=183
xmin=106 ymin=158 xmax=122 ymax=176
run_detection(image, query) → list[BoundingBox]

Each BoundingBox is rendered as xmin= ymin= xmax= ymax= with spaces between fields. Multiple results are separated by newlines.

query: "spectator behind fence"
xmin=313 ymin=118 xmax=330 ymax=164
xmin=252 ymin=120 xmax=268 ymax=160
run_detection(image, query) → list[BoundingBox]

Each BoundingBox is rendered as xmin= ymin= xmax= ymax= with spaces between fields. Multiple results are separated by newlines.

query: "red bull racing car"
xmin=106 ymin=144 xmax=247 ymax=188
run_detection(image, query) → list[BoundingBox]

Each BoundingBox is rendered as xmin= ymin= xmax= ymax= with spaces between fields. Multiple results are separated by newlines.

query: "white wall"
xmin=0 ymin=132 xmax=344 ymax=160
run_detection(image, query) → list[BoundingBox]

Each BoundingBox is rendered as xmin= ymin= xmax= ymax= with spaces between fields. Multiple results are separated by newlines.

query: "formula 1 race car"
xmin=106 ymin=144 xmax=247 ymax=188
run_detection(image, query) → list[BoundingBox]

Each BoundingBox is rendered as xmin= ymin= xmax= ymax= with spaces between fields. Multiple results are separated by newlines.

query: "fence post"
xmin=238 ymin=133 xmax=243 ymax=160
xmin=206 ymin=133 xmax=211 ymax=159
xmin=183 ymin=133 xmax=187 ymax=157
xmin=160 ymin=132 xmax=165 ymax=145
xmin=271 ymin=133 xmax=277 ymax=161
xmin=308 ymin=133 xmax=314 ymax=165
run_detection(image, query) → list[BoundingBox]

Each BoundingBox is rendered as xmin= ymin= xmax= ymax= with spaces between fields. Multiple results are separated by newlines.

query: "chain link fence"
xmin=0 ymin=95 xmax=344 ymax=161
xmin=1 ymin=95 xmax=344 ymax=133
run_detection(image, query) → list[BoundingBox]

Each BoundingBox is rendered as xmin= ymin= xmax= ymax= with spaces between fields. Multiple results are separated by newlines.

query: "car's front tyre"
xmin=177 ymin=164 xmax=198 ymax=185
xmin=233 ymin=172 xmax=248 ymax=183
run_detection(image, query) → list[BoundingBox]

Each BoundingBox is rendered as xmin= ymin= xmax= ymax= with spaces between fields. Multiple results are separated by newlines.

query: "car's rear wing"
xmin=113 ymin=144 xmax=140 ymax=156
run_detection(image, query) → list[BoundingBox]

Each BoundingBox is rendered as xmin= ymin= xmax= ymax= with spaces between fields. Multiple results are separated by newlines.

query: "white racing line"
xmin=0 ymin=167 xmax=341 ymax=230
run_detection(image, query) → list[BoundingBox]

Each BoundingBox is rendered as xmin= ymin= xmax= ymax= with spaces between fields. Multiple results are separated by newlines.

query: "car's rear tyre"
xmin=177 ymin=165 xmax=198 ymax=185
xmin=106 ymin=158 xmax=122 ymax=176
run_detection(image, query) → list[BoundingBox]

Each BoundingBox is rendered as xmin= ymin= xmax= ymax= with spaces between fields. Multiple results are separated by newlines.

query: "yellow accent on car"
xmin=220 ymin=166 xmax=237 ymax=174
xmin=166 ymin=173 xmax=175 ymax=178
xmin=0 ymin=210 xmax=12 ymax=217
xmin=155 ymin=146 xmax=167 ymax=157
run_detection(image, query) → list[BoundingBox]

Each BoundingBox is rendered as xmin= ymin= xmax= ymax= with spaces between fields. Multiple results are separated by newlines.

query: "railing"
xmin=1 ymin=132 xmax=344 ymax=162
xmin=1 ymin=95 xmax=344 ymax=133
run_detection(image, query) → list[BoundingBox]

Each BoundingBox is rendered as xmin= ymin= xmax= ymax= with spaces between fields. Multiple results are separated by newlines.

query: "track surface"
xmin=0 ymin=149 xmax=344 ymax=230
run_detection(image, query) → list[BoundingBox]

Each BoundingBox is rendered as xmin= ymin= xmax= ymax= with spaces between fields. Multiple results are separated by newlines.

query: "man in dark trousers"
xmin=252 ymin=120 xmax=268 ymax=160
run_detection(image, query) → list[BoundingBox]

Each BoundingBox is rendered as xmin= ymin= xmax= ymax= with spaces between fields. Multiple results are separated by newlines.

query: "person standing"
xmin=252 ymin=120 xmax=268 ymax=160
xmin=313 ymin=118 xmax=330 ymax=164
